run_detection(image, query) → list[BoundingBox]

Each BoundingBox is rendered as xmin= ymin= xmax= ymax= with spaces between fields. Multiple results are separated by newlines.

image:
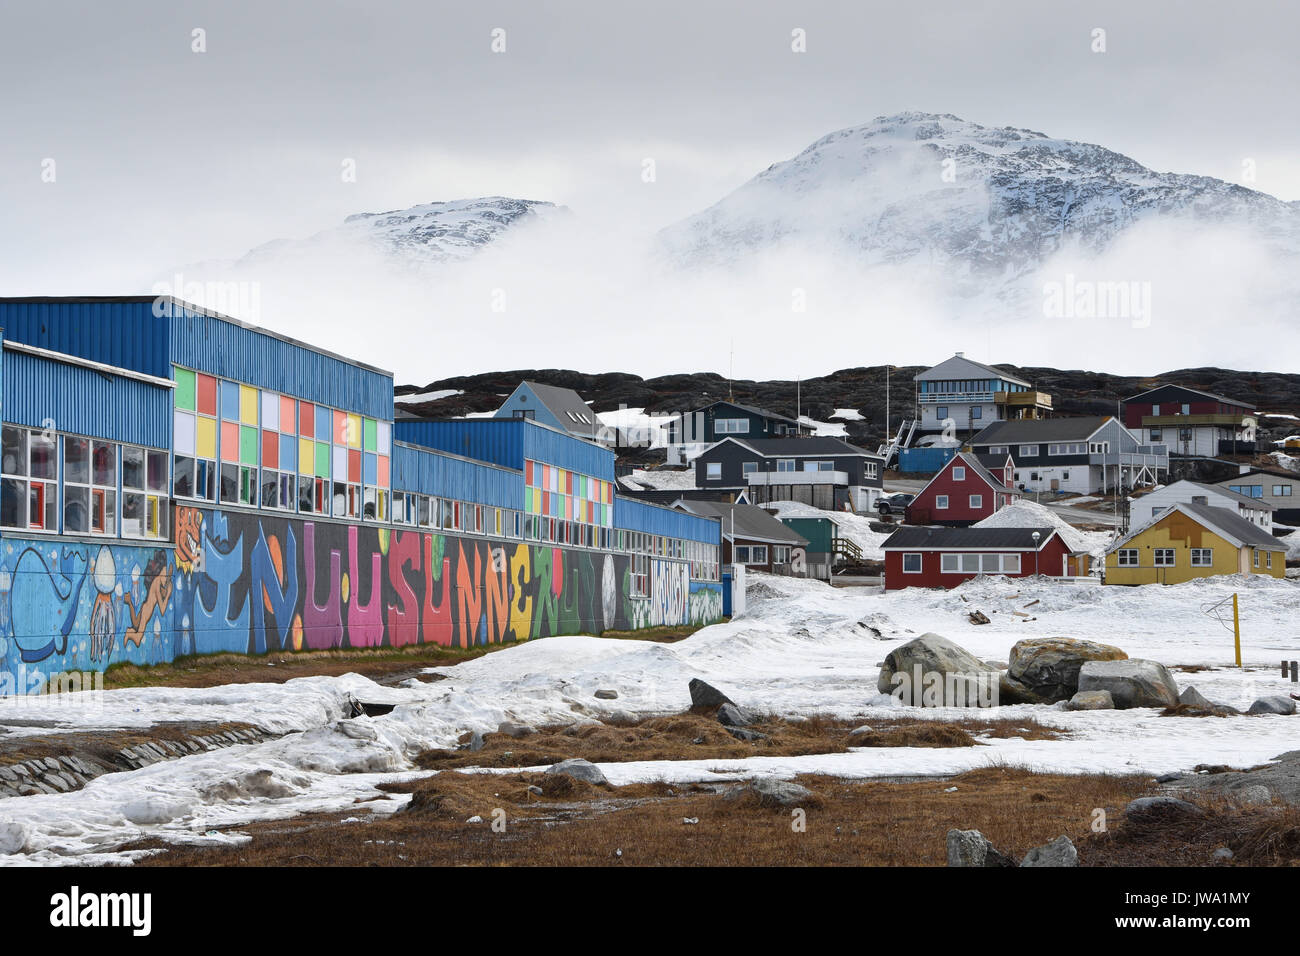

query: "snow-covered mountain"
xmin=235 ymin=196 xmax=565 ymax=269
xmin=658 ymin=111 xmax=1300 ymax=284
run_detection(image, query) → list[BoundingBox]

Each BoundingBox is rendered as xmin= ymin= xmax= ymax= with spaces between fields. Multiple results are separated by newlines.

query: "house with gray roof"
xmin=914 ymin=352 xmax=1052 ymax=436
xmin=692 ymin=436 xmax=884 ymax=512
xmin=673 ymin=500 xmax=811 ymax=576
xmin=969 ymin=415 xmax=1167 ymax=495
xmin=1129 ymin=479 xmax=1276 ymax=533
xmin=495 ymin=381 xmax=607 ymax=442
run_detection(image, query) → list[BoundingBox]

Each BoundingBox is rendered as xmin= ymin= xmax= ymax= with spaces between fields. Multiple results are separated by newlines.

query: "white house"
xmin=1129 ymin=479 xmax=1275 ymax=533
xmin=913 ymin=353 xmax=1052 ymax=436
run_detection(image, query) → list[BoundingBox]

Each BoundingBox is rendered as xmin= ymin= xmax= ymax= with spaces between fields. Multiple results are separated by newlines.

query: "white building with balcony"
xmin=914 ymin=353 xmax=1053 ymax=436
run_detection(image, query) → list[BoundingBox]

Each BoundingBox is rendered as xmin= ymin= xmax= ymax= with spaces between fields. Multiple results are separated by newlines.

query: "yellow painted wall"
xmin=1105 ymin=510 xmax=1285 ymax=585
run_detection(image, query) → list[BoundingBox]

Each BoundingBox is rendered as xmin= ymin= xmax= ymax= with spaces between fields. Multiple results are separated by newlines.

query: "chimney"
xmin=955 ymin=351 xmax=965 ymax=358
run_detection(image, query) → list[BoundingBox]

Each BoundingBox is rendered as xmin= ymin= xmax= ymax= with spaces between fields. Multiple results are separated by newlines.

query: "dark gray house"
xmin=969 ymin=416 xmax=1167 ymax=494
xmin=665 ymin=400 xmax=812 ymax=465
xmin=693 ymin=436 xmax=884 ymax=512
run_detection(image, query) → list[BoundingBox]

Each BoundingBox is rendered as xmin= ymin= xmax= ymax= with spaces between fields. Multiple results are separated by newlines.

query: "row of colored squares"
xmin=523 ymin=460 xmax=612 ymax=503
xmin=174 ymin=367 xmax=391 ymax=453
xmin=525 ymin=488 xmax=612 ymax=526
xmin=174 ymin=411 xmax=389 ymax=484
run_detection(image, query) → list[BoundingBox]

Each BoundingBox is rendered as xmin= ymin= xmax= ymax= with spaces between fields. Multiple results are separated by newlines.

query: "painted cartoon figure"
xmin=124 ymin=550 xmax=172 ymax=648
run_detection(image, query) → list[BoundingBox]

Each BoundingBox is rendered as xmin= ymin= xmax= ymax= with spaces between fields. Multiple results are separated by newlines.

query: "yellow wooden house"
xmin=1105 ymin=501 xmax=1287 ymax=586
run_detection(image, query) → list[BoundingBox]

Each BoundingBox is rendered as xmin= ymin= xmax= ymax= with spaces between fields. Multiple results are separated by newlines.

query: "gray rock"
xmin=1155 ymin=772 xmax=1182 ymax=783
xmin=1007 ymin=637 xmax=1128 ymax=703
xmin=497 ymin=720 xmax=535 ymax=738
xmin=946 ymin=829 xmax=1016 ymax=867
xmin=0 ymin=766 xmax=16 ymax=782
xmin=1247 ymin=696 xmax=1296 ymax=715
xmin=459 ymin=731 xmax=485 ymax=752
xmin=1066 ymin=690 xmax=1115 ymax=711
xmin=1077 ymin=659 xmax=1179 ymax=709
xmin=1238 ymin=785 xmax=1273 ymax=805
xmin=1124 ymin=796 xmax=1206 ymax=826
xmin=717 ymin=702 xmax=757 ymax=727
xmin=725 ymin=726 xmax=769 ymax=742
xmin=594 ymin=689 xmax=619 ymax=700
xmin=689 ymin=678 xmax=734 ymax=709
xmin=1179 ymin=686 xmax=1214 ymax=709
xmin=1171 ymin=751 xmax=1300 ymax=805
xmin=545 ymin=758 xmax=609 ymax=786
xmin=877 ymin=633 xmax=999 ymax=707
xmin=1021 ymin=835 xmax=1079 ymax=867
xmin=749 ymin=778 xmax=814 ymax=807
xmin=1213 ymin=847 xmax=1234 ymax=861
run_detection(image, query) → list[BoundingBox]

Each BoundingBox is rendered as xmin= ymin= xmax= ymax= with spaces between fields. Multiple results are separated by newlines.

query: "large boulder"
xmin=689 ymin=678 xmax=734 ymax=709
xmin=1247 ymin=696 xmax=1296 ymax=715
xmin=1021 ymin=835 xmax=1078 ymax=867
xmin=946 ymin=829 xmax=1016 ymax=867
xmin=545 ymin=759 xmax=609 ymax=786
xmin=1077 ymin=659 xmax=1179 ymax=709
xmin=1004 ymin=637 xmax=1128 ymax=703
xmin=877 ymin=634 xmax=999 ymax=707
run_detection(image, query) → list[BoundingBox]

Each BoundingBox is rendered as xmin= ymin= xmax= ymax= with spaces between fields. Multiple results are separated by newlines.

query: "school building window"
xmin=1 ymin=426 xmax=58 ymax=532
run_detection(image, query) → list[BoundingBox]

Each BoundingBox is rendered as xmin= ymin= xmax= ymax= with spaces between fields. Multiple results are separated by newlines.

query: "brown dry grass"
xmin=133 ymin=765 xmax=1151 ymax=867
xmin=1082 ymin=794 xmax=1300 ymax=866
xmin=103 ymin=623 xmax=711 ymax=691
xmin=413 ymin=713 xmax=1064 ymax=770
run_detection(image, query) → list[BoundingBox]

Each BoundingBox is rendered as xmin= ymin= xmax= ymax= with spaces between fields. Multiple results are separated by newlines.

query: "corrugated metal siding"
xmin=396 ymin=419 xmax=613 ymax=481
xmin=2 ymin=347 xmax=171 ymax=448
xmin=0 ymin=300 xmax=170 ymax=378
xmin=391 ymin=443 xmax=522 ymax=509
xmin=168 ymin=305 xmax=392 ymax=419
xmin=614 ymin=495 xmax=721 ymax=544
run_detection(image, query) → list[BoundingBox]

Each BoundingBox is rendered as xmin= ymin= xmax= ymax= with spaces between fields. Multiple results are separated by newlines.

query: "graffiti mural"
xmin=0 ymin=506 xmax=724 ymax=692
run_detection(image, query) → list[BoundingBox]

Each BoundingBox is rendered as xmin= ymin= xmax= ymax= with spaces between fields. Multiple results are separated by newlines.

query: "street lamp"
xmin=1032 ymin=530 xmax=1041 ymax=578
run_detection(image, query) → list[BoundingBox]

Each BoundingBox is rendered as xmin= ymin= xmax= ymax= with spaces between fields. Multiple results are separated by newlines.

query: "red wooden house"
xmin=904 ymin=452 xmax=1019 ymax=526
xmin=881 ymin=525 xmax=1081 ymax=590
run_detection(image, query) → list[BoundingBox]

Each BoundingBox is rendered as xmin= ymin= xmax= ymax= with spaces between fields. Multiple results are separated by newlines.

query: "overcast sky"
xmin=1 ymin=1 xmax=1297 ymax=383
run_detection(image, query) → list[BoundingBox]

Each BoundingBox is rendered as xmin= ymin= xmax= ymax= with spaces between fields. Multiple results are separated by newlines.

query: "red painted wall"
xmin=884 ymin=536 xmax=1072 ymax=590
xmin=905 ymin=457 xmax=1009 ymax=527
xmin=1124 ymin=397 xmax=1250 ymax=429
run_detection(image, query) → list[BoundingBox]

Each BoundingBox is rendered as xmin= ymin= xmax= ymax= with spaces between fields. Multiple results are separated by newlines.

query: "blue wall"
xmin=2 ymin=347 xmax=171 ymax=449
xmin=614 ymin=495 xmax=721 ymax=544
xmin=391 ymin=442 xmax=523 ymax=510
xmin=900 ymin=446 xmax=958 ymax=473
xmin=396 ymin=419 xmax=614 ymax=482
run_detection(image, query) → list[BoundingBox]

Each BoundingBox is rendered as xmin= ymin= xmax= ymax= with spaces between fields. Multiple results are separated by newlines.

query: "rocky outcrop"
xmin=1021 ymin=835 xmax=1079 ymax=867
xmin=1067 ymin=690 xmax=1115 ymax=711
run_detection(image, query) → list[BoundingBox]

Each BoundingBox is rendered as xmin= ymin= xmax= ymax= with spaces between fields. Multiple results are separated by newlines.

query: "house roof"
xmin=673 ymin=500 xmax=809 ymax=546
xmin=687 ymin=400 xmax=805 ymax=428
xmin=507 ymin=381 xmax=602 ymax=438
xmin=882 ymin=525 xmax=1059 ymax=551
xmin=1216 ymin=468 xmax=1300 ymax=484
xmin=1110 ymin=502 xmax=1287 ymax=553
xmin=1155 ymin=479 xmax=1277 ymax=512
xmin=956 ymin=452 xmax=1020 ymax=494
xmin=970 ymin=416 xmax=1112 ymax=446
xmin=709 ymin=436 xmax=880 ymax=459
xmin=913 ymin=353 xmax=1032 ymax=388
xmin=974 ymin=452 xmax=1015 ymax=471
xmin=1123 ymin=383 xmax=1256 ymax=411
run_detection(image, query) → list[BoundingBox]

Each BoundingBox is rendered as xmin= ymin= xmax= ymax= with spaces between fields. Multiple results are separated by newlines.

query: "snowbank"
xmin=974 ymin=499 xmax=1112 ymax=558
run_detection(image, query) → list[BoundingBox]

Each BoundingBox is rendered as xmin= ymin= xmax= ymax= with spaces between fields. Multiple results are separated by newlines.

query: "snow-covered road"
xmin=2 ymin=571 xmax=1299 ymax=864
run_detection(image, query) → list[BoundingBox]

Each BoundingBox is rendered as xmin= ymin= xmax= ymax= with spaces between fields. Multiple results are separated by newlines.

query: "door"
xmin=1050 ymin=478 xmax=1060 ymax=492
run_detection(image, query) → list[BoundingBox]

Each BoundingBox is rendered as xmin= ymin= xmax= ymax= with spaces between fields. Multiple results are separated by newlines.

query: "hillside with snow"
xmin=659 ymin=111 xmax=1300 ymax=284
